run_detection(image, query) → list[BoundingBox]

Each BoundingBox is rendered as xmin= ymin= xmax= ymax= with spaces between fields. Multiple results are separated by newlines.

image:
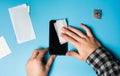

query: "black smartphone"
xmin=49 ymin=20 xmax=68 ymax=55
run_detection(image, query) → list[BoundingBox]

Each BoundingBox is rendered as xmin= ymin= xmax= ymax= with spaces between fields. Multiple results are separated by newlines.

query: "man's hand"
xmin=61 ymin=24 xmax=101 ymax=61
xmin=26 ymin=48 xmax=55 ymax=76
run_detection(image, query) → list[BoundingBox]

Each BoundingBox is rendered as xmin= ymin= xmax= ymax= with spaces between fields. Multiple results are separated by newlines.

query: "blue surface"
xmin=0 ymin=0 xmax=120 ymax=76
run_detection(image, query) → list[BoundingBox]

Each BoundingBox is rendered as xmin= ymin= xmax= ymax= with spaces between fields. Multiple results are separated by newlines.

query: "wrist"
xmin=86 ymin=46 xmax=101 ymax=61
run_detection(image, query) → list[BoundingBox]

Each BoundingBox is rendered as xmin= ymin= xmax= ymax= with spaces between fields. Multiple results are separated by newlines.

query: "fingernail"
xmin=53 ymin=55 xmax=56 ymax=58
xmin=66 ymin=52 xmax=71 ymax=56
xmin=81 ymin=23 xmax=85 ymax=26
xmin=62 ymin=27 xmax=66 ymax=30
xmin=60 ymin=33 xmax=63 ymax=37
xmin=67 ymin=26 xmax=72 ymax=29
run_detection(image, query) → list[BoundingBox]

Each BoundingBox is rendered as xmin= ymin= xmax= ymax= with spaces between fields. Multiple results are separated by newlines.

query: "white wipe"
xmin=8 ymin=4 xmax=36 ymax=44
xmin=54 ymin=19 xmax=67 ymax=44
xmin=0 ymin=36 xmax=11 ymax=59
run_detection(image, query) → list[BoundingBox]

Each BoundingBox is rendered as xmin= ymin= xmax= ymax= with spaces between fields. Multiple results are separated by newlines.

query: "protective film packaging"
xmin=9 ymin=4 xmax=36 ymax=44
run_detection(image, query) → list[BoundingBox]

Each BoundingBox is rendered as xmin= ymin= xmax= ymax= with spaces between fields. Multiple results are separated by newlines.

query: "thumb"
xmin=66 ymin=51 xmax=81 ymax=60
xmin=46 ymin=55 xmax=56 ymax=70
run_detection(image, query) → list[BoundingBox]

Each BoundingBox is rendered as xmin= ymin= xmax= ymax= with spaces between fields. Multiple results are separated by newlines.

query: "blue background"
xmin=0 ymin=0 xmax=120 ymax=76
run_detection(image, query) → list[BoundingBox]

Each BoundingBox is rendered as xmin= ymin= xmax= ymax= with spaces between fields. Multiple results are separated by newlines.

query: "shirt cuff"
xmin=86 ymin=47 xmax=114 ymax=71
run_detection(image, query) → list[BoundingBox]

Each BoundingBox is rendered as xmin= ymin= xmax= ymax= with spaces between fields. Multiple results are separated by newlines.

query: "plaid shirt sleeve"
xmin=86 ymin=47 xmax=120 ymax=76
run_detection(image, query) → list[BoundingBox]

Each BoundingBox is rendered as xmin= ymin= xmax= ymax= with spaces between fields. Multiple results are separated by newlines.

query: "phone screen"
xmin=49 ymin=20 xmax=68 ymax=55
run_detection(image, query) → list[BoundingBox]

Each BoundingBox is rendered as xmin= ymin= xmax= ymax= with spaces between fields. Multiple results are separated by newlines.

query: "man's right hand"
xmin=61 ymin=24 xmax=101 ymax=61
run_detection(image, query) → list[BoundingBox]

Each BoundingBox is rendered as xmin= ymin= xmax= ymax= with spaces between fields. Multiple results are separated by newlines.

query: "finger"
xmin=80 ymin=24 xmax=93 ymax=37
xmin=46 ymin=55 xmax=56 ymax=70
xmin=67 ymin=26 xmax=87 ymax=38
xmin=37 ymin=48 xmax=49 ymax=59
xmin=62 ymin=27 xmax=81 ymax=41
xmin=66 ymin=51 xmax=81 ymax=60
xmin=30 ymin=50 xmax=39 ymax=59
xmin=61 ymin=33 xmax=78 ymax=46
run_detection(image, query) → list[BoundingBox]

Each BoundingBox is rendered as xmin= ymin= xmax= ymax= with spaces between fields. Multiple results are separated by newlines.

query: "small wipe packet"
xmin=54 ymin=19 xmax=68 ymax=44
xmin=0 ymin=36 xmax=11 ymax=59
